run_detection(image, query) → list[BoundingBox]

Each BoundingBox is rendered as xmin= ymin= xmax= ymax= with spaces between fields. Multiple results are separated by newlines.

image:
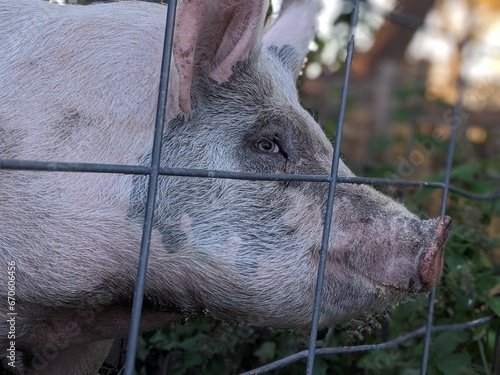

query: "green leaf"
xmin=204 ymin=359 xmax=226 ymax=374
xmin=135 ymin=336 xmax=149 ymax=362
xmin=357 ymin=351 xmax=396 ymax=371
xmin=178 ymin=335 xmax=201 ymax=351
xmin=436 ymin=351 xmax=471 ymax=374
xmin=401 ymin=369 xmax=420 ymax=375
xmin=183 ymin=353 xmax=203 ymax=369
xmin=486 ymin=296 xmax=500 ymax=317
xmin=451 ymin=164 xmax=477 ymax=183
xmin=476 ymin=275 xmax=499 ymax=294
xmin=431 ymin=331 xmax=469 ymax=356
xmin=312 ymin=357 xmax=329 ymax=375
xmin=253 ymin=341 xmax=276 ymax=362
xmin=147 ymin=329 xmax=177 ymax=350
xmin=444 ymin=252 xmax=467 ymax=270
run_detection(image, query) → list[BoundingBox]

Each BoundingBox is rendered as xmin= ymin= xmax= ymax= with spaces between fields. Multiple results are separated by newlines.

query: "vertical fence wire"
xmin=420 ymin=78 xmax=464 ymax=375
xmin=305 ymin=0 xmax=360 ymax=373
xmin=123 ymin=1 xmax=178 ymax=374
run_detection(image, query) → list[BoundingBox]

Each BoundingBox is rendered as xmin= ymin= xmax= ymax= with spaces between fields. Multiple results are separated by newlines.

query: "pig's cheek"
xmin=282 ymin=191 xmax=325 ymax=241
xmin=179 ymin=213 xmax=197 ymax=249
xmin=218 ymin=235 xmax=245 ymax=265
xmin=322 ymin=256 xmax=347 ymax=278
xmin=254 ymin=255 xmax=317 ymax=311
xmin=179 ymin=213 xmax=193 ymax=236
xmin=205 ymin=233 xmax=246 ymax=275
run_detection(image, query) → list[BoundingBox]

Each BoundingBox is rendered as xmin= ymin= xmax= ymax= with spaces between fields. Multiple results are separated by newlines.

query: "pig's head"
xmin=130 ymin=0 xmax=451 ymax=330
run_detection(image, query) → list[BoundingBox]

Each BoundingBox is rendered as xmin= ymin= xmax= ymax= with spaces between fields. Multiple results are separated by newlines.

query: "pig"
xmin=0 ymin=0 xmax=451 ymax=374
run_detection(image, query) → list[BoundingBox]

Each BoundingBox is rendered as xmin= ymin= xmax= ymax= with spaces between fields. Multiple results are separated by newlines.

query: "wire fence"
xmin=1 ymin=0 xmax=499 ymax=374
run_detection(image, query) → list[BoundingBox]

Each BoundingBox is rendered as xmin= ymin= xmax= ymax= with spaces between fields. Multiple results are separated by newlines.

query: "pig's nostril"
xmin=438 ymin=216 xmax=452 ymax=242
xmin=441 ymin=216 xmax=452 ymax=231
xmin=417 ymin=216 xmax=451 ymax=291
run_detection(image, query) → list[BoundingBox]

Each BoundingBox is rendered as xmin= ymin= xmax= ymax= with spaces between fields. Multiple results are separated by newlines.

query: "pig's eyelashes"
xmin=256 ymin=139 xmax=280 ymax=154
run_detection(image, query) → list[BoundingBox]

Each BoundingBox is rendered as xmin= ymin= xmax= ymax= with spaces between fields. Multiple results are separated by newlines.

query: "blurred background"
xmin=301 ymin=0 xmax=500 ymax=177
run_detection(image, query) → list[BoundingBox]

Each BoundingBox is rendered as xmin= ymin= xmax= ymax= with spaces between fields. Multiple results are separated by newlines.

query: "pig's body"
xmin=0 ymin=0 xmax=451 ymax=374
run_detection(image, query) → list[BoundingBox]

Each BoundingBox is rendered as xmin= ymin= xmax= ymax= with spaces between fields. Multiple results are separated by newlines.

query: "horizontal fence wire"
xmin=2 ymin=158 xmax=498 ymax=200
xmin=240 ymin=316 xmax=495 ymax=375
xmin=0 ymin=0 xmax=498 ymax=374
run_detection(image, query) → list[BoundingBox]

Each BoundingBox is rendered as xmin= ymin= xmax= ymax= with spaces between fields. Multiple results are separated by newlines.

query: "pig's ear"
xmin=172 ymin=0 xmax=268 ymax=114
xmin=263 ymin=0 xmax=317 ymax=79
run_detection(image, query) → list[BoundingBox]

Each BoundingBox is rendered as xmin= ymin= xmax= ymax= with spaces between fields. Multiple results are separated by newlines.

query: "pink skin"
xmin=418 ymin=216 xmax=451 ymax=289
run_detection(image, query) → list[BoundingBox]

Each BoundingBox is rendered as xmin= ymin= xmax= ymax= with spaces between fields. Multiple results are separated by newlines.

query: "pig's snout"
xmin=418 ymin=216 xmax=452 ymax=291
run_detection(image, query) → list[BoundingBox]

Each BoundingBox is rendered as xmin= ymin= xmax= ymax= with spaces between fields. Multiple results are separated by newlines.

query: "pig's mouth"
xmin=360 ymin=274 xmax=418 ymax=299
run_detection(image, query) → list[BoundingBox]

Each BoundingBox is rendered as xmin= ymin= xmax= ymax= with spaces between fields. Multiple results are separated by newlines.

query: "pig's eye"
xmin=256 ymin=139 xmax=280 ymax=153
